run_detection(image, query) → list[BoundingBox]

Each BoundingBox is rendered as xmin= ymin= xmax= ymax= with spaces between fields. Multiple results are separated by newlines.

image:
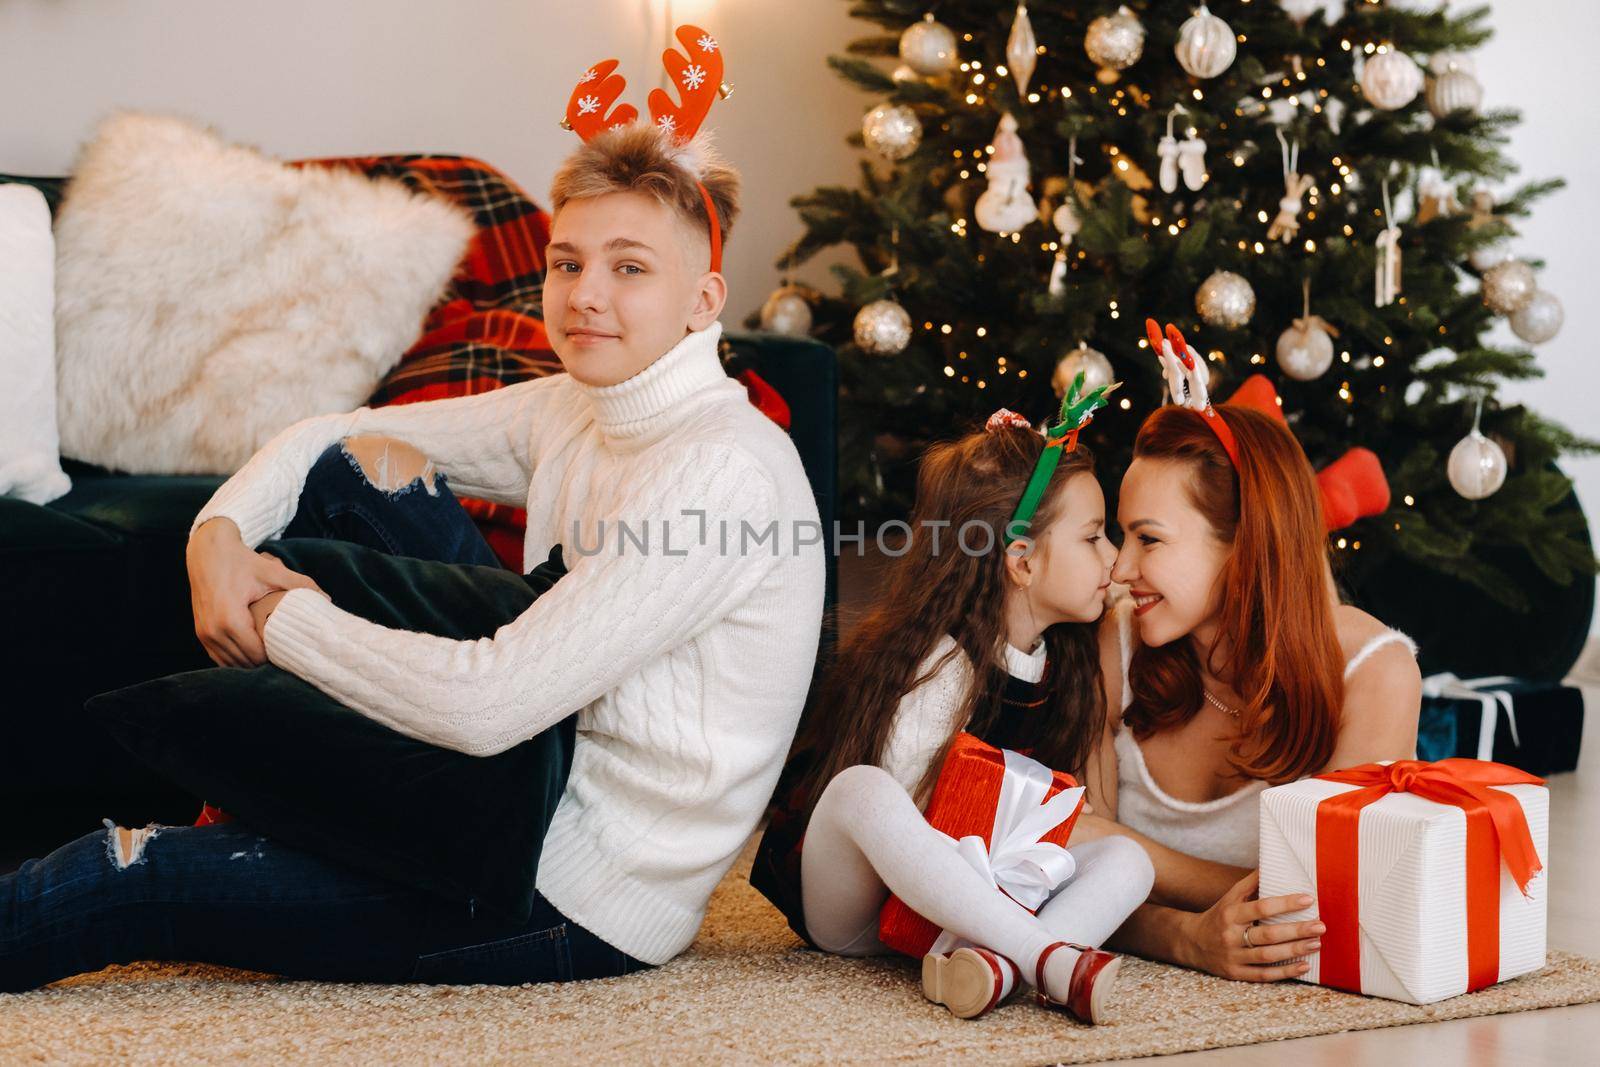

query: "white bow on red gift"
xmin=928 ymin=748 xmax=1084 ymax=956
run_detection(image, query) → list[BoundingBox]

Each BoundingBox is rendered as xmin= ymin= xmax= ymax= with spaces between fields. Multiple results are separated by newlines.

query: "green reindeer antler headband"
xmin=989 ymin=370 xmax=1119 ymax=545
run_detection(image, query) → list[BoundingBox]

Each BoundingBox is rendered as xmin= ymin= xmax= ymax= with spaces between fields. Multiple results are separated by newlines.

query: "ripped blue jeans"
xmin=0 ymin=442 xmax=645 ymax=992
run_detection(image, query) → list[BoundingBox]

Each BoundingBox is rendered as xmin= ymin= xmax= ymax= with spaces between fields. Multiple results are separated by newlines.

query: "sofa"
xmin=0 ymin=164 xmax=838 ymax=826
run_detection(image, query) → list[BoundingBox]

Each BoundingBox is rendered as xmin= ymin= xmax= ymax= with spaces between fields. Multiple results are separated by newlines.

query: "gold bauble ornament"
xmin=862 ymin=103 xmax=921 ymax=162
xmin=1053 ymin=345 xmax=1114 ymax=398
xmin=853 ymin=299 xmax=913 ymax=356
xmin=1086 ymin=6 xmax=1145 ymax=79
xmin=1195 ymin=270 xmax=1256 ymax=328
xmin=1481 ymin=259 xmax=1537 ymax=315
xmin=758 ymin=286 xmax=813 ymax=337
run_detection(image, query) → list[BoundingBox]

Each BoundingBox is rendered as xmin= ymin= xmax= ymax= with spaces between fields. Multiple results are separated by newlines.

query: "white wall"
xmin=3 ymin=0 xmax=1594 ymax=626
xmin=1475 ymin=1 xmax=1599 ymax=631
xmin=0 ymin=0 xmax=872 ymax=320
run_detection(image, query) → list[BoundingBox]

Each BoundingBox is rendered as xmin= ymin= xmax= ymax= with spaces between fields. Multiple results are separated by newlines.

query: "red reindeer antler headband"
xmin=1146 ymin=318 xmax=1241 ymax=469
xmin=561 ymin=25 xmax=730 ymax=273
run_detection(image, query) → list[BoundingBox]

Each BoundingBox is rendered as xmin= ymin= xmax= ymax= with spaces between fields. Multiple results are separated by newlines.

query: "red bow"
xmin=1312 ymin=759 xmax=1545 ymax=993
xmin=1225 ymin=373 xmax=1390 ymax=531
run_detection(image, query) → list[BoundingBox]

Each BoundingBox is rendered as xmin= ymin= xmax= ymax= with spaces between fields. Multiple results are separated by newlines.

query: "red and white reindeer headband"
xmin=561 ymin=25 xmax=730 ymax=273
xmin=1146 ymin=318 xmax=1241 ymax=469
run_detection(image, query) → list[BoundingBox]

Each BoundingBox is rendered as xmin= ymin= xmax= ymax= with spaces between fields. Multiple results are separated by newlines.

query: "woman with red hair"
xmin=1075 ymin=393 xmax=1421 ymax=983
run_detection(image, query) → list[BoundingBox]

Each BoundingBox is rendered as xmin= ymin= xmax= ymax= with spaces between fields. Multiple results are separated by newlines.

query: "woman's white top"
xmin=1111 ymin=598 xmax=1416 ymax=868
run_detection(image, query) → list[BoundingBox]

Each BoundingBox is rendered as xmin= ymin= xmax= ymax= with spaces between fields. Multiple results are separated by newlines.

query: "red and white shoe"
xmin=922 ymin=946 xmax=1020 ymax=1019
xmin=1034 ymin=941 xmax=1123 ymax=1025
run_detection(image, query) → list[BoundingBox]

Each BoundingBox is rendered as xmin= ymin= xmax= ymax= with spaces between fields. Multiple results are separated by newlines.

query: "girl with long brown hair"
xmin=751 ymin=398 xmax=1155 ymax=1025
xmin=1073 ymin=324 xmax=1421 ymax=984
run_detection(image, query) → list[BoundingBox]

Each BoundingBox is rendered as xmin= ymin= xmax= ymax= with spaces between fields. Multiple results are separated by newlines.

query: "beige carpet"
xmin=4 ymin=844 xmax=1599 ymax=1066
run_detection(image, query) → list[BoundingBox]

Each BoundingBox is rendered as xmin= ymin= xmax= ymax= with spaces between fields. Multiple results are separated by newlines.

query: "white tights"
xmin=800 ymin=764 xmax=1154 ymax=1001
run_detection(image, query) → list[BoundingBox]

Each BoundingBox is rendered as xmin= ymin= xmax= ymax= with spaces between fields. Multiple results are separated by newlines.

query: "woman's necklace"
xmin=1202 ymin=689 xmax=1241 ymax=718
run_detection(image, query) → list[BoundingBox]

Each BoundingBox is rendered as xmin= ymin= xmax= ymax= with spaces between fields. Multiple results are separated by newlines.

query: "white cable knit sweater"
xmin=189 ymin=323 xmax=826 ymax=964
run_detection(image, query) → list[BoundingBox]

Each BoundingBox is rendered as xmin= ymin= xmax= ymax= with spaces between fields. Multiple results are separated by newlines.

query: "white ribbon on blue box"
xmin=1420 ymin=673 xmax=1522 ymax=762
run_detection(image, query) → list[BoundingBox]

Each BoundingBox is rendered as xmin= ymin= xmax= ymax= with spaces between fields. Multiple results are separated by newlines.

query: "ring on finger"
xmin=1243 ymin=923 xmax=1256 ymax=949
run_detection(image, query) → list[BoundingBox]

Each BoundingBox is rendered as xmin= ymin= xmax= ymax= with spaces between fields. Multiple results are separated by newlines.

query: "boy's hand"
xmin=188 ymin=518 xmax=321 ymax=668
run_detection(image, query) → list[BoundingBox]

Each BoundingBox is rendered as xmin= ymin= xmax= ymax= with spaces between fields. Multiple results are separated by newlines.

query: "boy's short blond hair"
xmin=549 ymin=125 xmax=740 ymax=267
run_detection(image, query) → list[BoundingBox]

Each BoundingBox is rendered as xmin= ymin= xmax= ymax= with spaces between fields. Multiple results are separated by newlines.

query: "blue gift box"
xmin=1416 ymin=675 xmax=1585 ymax=776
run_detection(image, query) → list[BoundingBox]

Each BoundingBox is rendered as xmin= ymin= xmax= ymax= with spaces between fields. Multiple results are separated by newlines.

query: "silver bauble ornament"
xmin=1481 ymin=259 xmax=1537 ymax=315
xmin=1468 ymin=244 xmax=1510 ymax=272
xmin=1195 ymin=270 xmax=1256 ymax=328
xmin=1447 ymin=430 xmax=1507 ymax=500
xmin=1175 ymin=5 xmax=1237 ymax=80
xmin=1053 ymin=345 xmax=1114 ymax=399
xmin=1509 ymin=290 xmax=1564 ymax=344
xmin=758 ymin=286 xmax=813 ymax=337
xmin=862 ymin=103 xmax=921 ymax=162
xmin=853 ymin=299 xmax=913 ymax=356
xmin=1359 ymin=48 xmax=1424 ymax=110
xmin=1427 ymin=69 xmax=1483 ymax=117
xmin=1275 ymin=319 xmax=1336 ymax=380
xmin=1086 ymin=6 xmax=1146 ymax=77
xmin=899 ymin=14 xmax=959 ymax=77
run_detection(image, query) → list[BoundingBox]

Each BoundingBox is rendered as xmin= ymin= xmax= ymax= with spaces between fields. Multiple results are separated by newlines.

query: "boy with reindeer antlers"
xmin=0 ymin=27 xmax=824 ymax=991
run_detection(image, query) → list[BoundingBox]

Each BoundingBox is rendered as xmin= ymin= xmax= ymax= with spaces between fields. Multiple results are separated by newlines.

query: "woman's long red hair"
xmin=1122 ymin=404 xmax=1343 ymax=783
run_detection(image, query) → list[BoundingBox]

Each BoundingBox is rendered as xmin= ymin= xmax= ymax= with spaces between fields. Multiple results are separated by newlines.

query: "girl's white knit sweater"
xmin=189 ymin=323 xmax=826 ymax=964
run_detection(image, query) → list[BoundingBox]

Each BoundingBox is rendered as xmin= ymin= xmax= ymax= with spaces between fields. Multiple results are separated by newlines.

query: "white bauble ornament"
xmin=758 ymin=286 xmax=813 ymax=336
xmin=1468 ymin=244 xmax=1510 ymax=272
xmin=1427 ymin=69 xmax=1483 ymax=117
xmin=1006 ymin=4 xmax=1038 ymax=97
xmin=900 ymin=14 xmax=959 ymax=77
xmin=1052 ymin=200 xmax=1081 ymax=240
xmin=1359 ymin=49 xmax=1424 ymax=110
xmin=1481 ymin=259 xmax=1537 ymax=315
xmin=1447 ymin=430 xmax=1507 ymax=500
xmin=1053 ymin=345 xmax=1114 ymax=398
xmin=974 ymin=113 xmax=1037 ymax=233
xmin=853 ymin=299 xmax=913 ymax=356
xmin=1509 ymin=290 xmax=1564 ymax=344
xmin=1276 ymin=318 xmax=1337 ymax=380
xmin=1086 ymin=6 xmax=1146 ymax=78
xmin=1195 ymin=270 xmax=1256 ymax=328
xmin=862 ymin=103 xmax=921 ymax=162
xmin=1279 ymin=0 xmax=1345 ymax=24
xmin=1429 ymin=51 xmax=1476 ymax=77
xmin=1175 ymin=5 xmax=1237 ymax=80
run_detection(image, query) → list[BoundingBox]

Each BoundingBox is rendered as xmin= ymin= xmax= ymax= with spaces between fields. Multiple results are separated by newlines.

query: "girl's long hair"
xmin=787 ymin=427 xmax=1106 ymax=815
xmin=1122 ymin=404 xmax=1343 ymax=783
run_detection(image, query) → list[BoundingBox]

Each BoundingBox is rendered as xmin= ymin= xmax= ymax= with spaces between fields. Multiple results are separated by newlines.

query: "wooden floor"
xmin=839 ymin=550 xmax=1600 ymax=1065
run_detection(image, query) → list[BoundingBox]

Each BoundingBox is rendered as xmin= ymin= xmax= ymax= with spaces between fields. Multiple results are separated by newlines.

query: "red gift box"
xmin=878 ymin=732 xmax=1084 ymax=958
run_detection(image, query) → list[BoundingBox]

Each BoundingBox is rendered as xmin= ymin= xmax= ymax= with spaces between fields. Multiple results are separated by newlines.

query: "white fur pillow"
xmin=0 ymin=183 xmax=72 ymax=504
xmin=53 ymin=113 xmax=474 ymax=474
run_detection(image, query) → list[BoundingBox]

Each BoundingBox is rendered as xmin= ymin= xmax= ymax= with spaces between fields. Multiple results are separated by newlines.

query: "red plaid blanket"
xmin=304 ymin=155 xmax=562 ymax=570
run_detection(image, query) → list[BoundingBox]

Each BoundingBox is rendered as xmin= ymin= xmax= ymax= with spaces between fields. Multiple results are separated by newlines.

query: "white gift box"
xmin=1258 ymin=769 xmax=1548 ymax=1004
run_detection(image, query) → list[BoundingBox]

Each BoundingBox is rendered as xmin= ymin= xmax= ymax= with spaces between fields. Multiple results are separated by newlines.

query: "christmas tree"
xmin=761 ymin=1 xmax=1596 ymax=673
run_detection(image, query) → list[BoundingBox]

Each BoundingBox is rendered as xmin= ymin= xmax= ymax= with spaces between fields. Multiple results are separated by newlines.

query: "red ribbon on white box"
xmin=928 ymin=748 xmax=1084 ymax=956
xmin=1312 ymin=758 xmax=1544 ymax=995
